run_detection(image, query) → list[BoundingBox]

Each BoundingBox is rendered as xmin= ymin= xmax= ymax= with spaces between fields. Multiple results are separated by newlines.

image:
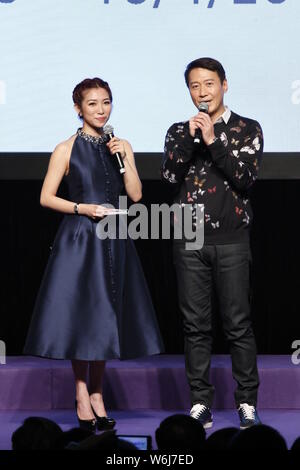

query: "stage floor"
xmin=1 ymin=355 xmax=300 ymax=410
xmin=1 ymin=409 xmax=300 ymax=450
xmin=1 ymin=355 xmax=300 ymax=450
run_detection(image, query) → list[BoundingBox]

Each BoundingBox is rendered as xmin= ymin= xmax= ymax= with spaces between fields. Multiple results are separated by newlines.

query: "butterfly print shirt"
xmin=162 ymin=110 xmax=263 ymax=244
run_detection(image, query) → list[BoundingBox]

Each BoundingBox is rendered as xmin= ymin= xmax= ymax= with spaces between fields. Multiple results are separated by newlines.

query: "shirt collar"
xmin=215 ymin=106 xmax=231 ymax=125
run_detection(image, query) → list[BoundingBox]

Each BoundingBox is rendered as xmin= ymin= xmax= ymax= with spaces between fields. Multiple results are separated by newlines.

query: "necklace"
xmin=77 ymin=128 xmax=108 ymax=145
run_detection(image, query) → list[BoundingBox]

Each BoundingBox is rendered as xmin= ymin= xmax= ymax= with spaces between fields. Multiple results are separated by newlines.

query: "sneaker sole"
xmin=203 ymin=421 xmax=213 ymax=430
xmin=240 ymin=425 xmax=249 ymax=430
xmin=240 ymin=423 xmax=260 ymax=430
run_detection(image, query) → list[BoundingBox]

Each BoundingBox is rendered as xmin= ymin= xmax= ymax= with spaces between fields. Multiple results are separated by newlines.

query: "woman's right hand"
xmin=79 ymin=204 xmax=110 ymax=219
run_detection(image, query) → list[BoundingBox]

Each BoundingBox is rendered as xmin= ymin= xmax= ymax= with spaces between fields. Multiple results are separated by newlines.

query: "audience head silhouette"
xmin=204 ymin=427 xmax=239 ymax=450
xmin=291 ymin=436 xmax=300 ymax=452
xmin=70 ymin=430 xmax=138 ymax=452
xmin=155 ymin=414 xmax=206 ymax=452
xmin=11 ymin=417 xmax=64 ymax=450
xmin=230 ymin=424 xmax=287 ymax=451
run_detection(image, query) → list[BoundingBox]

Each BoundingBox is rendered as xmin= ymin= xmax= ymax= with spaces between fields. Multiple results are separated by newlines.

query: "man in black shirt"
xmin=162 ymin=57 xmax=263 ymax=430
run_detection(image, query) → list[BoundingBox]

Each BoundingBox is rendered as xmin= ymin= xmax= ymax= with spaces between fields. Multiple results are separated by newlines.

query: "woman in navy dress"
xmin=24 ymin=77 xmax=164 ymax=432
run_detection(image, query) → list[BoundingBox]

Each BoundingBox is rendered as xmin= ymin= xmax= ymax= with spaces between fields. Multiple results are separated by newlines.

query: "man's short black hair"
xmin=184 ymin=57 xmax=226 ymax=87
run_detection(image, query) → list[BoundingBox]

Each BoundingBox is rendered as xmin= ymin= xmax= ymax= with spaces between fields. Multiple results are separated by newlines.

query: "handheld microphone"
xmin=103 ymin=125 xmax=126 ymax=175
xmin=194 ymin=102 xmax=209 ymax=144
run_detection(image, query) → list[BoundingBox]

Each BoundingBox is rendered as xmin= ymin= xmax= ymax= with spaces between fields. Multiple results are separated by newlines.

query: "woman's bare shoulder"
xmin=49 ymin=135 xmax=77 ymax=177
xmin=53 ymin=134 xmax=77 ymax=154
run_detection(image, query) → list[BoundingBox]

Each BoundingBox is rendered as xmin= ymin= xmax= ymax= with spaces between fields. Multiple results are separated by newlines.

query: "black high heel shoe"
xmin=75 ymin=400 xmax=97 ymax=433
xmin=90 ymin=403 xmax=116 ymax=431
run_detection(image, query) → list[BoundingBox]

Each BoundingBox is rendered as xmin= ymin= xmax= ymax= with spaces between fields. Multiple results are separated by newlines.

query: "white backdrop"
xmin=0 ymin=0 xmax=299 ymax=152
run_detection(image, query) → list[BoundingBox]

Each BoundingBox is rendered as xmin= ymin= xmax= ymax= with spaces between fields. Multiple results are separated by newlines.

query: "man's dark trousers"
xmin=173 ymin=242 xmax=259 ymax=408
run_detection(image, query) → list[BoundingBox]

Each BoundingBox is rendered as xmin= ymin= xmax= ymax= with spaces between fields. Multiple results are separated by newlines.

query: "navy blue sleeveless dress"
xmin=24 ymin=129 xmax=164 ymax=360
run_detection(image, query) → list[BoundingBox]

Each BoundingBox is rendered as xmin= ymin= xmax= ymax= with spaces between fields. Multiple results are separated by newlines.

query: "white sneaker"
xmin=238 ymin=403 xmax=261 ymax=430
xmin=190 ymin=403 xmax=213 ymax=429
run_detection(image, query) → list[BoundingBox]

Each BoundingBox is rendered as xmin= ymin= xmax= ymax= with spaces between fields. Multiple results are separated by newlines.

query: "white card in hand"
xmin=105 ymin=209 xmax=128 ymax=215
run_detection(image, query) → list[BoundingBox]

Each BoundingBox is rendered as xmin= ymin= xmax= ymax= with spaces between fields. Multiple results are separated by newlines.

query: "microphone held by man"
xmin=193 ymin=102 xmax=209 ymax=144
